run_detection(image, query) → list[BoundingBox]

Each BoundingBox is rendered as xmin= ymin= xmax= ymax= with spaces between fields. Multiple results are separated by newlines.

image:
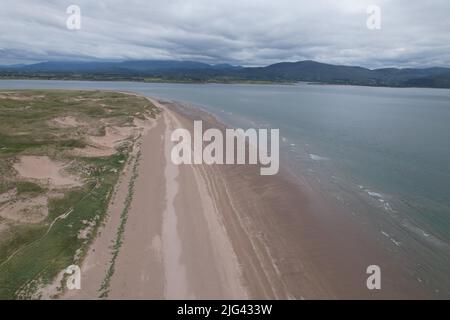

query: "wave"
xmin=309 ymin=153 xmax=329 ymax=161
xmin=381 ymin=230 xmax=401 ymax=247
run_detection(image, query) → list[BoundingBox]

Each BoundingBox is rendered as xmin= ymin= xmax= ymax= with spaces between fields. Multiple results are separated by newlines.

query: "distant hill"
xmin=1 ymin=59 xmax=450 ymax=88
xmin=233 ymin=60 xmax=450 ymax=87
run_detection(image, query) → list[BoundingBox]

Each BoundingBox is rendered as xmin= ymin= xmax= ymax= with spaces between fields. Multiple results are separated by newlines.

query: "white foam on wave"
xmin=381 ymin=230 xmax=401 ymax=247
xmin=383 ymin=202 xmax=396 ymax=213
xmin=309 ymin=153 xmax=329 ymax=161
xmin=401 ymin=220 xmax=448 ymax=248
xmin=367 ymin=191 xmax=383 ymax=198
xmin=363 ymin=188 xmax=397 ymax=213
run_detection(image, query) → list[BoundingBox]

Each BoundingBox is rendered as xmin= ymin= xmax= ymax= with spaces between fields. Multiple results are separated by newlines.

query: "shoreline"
xmin=61 ymin=94 xmax=435 ymax=299
xmin=164 ymin=101 xmax=433 ymax=299
xmin=3 ymin=78 xmax=450 ymax=91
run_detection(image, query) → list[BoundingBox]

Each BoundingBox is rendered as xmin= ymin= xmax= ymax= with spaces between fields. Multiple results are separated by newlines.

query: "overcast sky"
xmin=0 ymin=0 xmax=449 ymax=68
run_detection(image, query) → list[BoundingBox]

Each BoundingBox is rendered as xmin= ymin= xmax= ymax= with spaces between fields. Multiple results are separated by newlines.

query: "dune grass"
xmin=0 ymin=90 xmax=159 ymax=299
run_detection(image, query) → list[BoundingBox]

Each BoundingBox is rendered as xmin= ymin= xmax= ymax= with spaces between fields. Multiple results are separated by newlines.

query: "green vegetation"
xmin=0 ymin=181 xmax=45 ymax=196
xmin=98 ymin=149 xmax=141 ymax=298
xmin=0 ymin=90 xmax=159 ymax=299
xmin=2 ymin=59 xmax=450 ymax=88
xmin=15 ymin=182 xmax=45 ymax=195
xmin=0 ymin=73 xmax=292 ymax=84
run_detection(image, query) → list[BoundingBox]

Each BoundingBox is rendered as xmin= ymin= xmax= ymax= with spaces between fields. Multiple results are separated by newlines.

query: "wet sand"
xmin=63 ymin=96 xmax=432 ymax=299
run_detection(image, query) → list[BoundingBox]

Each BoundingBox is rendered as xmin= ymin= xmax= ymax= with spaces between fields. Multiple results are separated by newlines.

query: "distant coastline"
xmin=1 ymin=59 xmax=450 ymax=89
xmin=0 ymin=75 xmax=293 ymax=85
xmin=2 ymin=75 xmax=450 ymax=90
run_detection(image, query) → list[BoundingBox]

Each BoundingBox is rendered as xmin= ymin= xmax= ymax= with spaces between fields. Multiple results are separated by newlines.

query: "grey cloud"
xmin=0 ymin=0 xmax=449 ymax=67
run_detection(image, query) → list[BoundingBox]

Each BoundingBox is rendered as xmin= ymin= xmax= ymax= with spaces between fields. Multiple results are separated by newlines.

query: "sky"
xmin=0 ymin=0 xmax=449 ymax=68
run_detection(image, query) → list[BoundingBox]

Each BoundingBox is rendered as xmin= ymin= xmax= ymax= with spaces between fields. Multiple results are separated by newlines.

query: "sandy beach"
xmin=64 ymin=98 xmax=249 ymax=299
xmin=62 ymin=96 xmax=431 ymax=300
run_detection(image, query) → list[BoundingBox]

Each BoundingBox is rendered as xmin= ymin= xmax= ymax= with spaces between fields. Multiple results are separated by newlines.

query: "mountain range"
xmin=1 ymin=60 xmax=450 ymax=88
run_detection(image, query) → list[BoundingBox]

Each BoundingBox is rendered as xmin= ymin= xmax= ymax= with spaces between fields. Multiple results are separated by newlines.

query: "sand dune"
xmin=0 ymin=195 xmax=48 ymax=223
xmin=13 ymin=156 xmax=81 ymax=187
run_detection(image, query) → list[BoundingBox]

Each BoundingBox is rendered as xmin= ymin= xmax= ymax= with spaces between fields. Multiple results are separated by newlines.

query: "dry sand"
xmin=60 ymin=96 xmax=431 ymax=300
xmin=65 ymin=100 xmax=247 ymax=299
xmin=50 ymin=116 xmax=83 ymax=128
xmin=0 ymin=195 xmax=48 ymax=223
xmin=0 ymin=93 xmax=44 ymax=101
xmin=0 ymin=189 xmax=16 ymax=203
xmin=2 ymin=156 xmax=81 ymax=224
xmin=88 ymin=126 xmax=134 ymax=149
xmin=71 ymin=117 xmax=153 ymax=158
xmin=13 ymin=156 xmax=81 ymax=187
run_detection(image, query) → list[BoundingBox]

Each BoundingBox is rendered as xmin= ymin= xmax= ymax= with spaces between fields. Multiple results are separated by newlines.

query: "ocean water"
xmin=1 ymin=80 xmax=449 ymax=295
